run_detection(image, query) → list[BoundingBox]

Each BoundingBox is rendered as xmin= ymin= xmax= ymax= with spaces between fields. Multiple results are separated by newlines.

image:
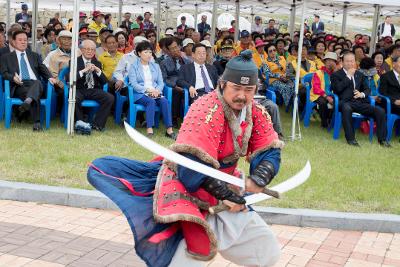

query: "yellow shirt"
xmin=385 ymin=57 xmax=393 ymax=70
xmin=88 ymin=21 xmax=107 ymax=44
xmin=98 ymin=51 xmax=124 ymax=80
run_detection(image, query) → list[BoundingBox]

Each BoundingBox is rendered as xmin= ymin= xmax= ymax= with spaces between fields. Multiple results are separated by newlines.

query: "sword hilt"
xmin=208 ymin=187 xmax=280 ymax=215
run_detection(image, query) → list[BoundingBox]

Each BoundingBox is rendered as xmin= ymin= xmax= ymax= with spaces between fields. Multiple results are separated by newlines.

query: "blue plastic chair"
xmin=329 ymin=92 xmax=375 ymax=142
xmin=0 ymin=75 xmax=4 ymax=121
xmin=301 ymin=73 xmax=317 ymax=127
xmin=377 ymin=85 xmax=400 ymax=142
xmin=4 ymin=79 xmax=54 ymax=129
xmin=59 ymin=67 xmax=108 ymax=128
xmin=123 ymin=77 xmax=173 ymax=128
xmin=259 ymin=69 xmax=277 ymax=104
xmin=115 ymin=78 xmax=173 ymax=125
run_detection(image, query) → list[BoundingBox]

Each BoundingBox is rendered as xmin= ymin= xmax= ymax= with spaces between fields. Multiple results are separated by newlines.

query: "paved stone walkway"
xmin=0 ymin=200 xmax=398 ymax=267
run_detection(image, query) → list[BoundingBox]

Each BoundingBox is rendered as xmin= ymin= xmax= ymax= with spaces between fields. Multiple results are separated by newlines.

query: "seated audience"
xmin=359 ymin=57 xmax=380 ymax=97
xmin=372 ymin=51 xmax=390 ymax=76
xmin=253 ymin=40 xmax=267 ymax=69
xmin=330 ymin=52 xmax=389 ymax=147
xmin=182 ymin=38 xmax=194 ymax=61
xmin=0 ymin=30 xmax=57 ymax=131
xmin=385 ymin=44 xmax=400 ymax=70
xmin=128 ymin=41 xmax=176 ymax=139
xmin=115 ymin=31 xmax=133 ymax=54
xmin=96 ymin=28 xmax=112 ymax=57
xmin=177 ymin=43 xmax=219 ymax=104
xmin=213 ymin=43 xmax=234 ymax=76
xmin=98 ymin=35 xmax=124 ymax=91
xmin=75 ymin=40 xmax=114 ymax=132
xmin=379 ymin=56 xmax=400 ymax=116
xmin=262 ymin=43 xmax=294 ymax=106
xmin=160 ymin=37 xmax=191 ymax=126
xmin=310 ymin=52 xmax=337 ymax=128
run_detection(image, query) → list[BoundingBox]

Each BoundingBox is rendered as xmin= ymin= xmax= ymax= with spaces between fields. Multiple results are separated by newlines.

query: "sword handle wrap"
xmin=208 ymin=187 xmax=280 ymax=215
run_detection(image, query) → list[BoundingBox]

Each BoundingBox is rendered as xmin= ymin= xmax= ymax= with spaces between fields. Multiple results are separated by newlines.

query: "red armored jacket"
xmin=151 ymin=89 xmax=283 ymax=261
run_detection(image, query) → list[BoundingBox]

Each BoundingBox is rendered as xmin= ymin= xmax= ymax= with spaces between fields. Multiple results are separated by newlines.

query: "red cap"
xmin=255 ymin=39 xmax=267 ymax=48
xmin=92 ymin=10 xmax=104 ymax=18
xmin=79 ymin=12 xmax=86 ymax=18
xmin=79 ymin=28 xmax=88 ymax=35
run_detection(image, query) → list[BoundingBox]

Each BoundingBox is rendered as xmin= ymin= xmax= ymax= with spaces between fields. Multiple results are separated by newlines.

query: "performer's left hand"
xmin=222 ymin=200 xmax=247 ymax=213
xmin=245 ymin=178 xmax=265 ymax=194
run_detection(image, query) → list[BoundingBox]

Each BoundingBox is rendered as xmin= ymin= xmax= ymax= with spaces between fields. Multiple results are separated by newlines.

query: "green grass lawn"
xmin=0 ymin=109 xmax=399 ymax=214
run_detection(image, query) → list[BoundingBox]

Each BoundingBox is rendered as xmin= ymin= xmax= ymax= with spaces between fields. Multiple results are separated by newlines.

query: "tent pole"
xmin=6 ymin=0 xmax=10 ymax=33
xmin=210 ymin=0 xmax=218 ymax=45
xmin=341 ymin=4 xmax=348 ymax=37
xmin=250 ymin=7 xmax=254 ymax=30
xmin=289 ymin=1 xmax=296 ymax=38
xmin=156 ymin=0 xmax=161 ymax=42
xmin=118 ymin=0 xmax=123 ymax=26
xmin=165 ymin=5 xmax=169 ymax=28
xmin=369 ymin=4 xmax=380 ymax=56
xmin=194 ymin=3 xmax=199 ymax=31
xmin=67 ymin=0 xmax=81 ymax=135
xmin=31 ymin=0 xmax=38 ymax=53
xmin=93 ymin=0 xmax=96 ymax=12
xmin=291 ymin=0 xmax=307 ymax=142
xmin=234 ymin=0 xmax=240 ymax=43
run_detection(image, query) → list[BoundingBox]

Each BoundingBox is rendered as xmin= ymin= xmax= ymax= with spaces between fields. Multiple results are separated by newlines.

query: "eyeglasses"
xmin=268 ymin=49 xmax=276 ymax=52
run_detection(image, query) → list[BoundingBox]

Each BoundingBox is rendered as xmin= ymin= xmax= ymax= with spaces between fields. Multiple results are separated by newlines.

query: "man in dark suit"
xmin=311 ymin=15 xmax=324 ymax=35
xmin=331 ymin=51 xmax=389 ymax=147
xmin=0 ymin=30 xmax=56 ymax=131
xmin=197 ymin=15 xmax=211 ymax=39
xmin=177 ymin=43 xmax=219 ymax=105
xmin=75 ymin=39 xmax=114 ymax=132
xmin=160 ymin=37 xmax=191 ymax=126
xmin=380 ymin=56 xmax=400 ymax=116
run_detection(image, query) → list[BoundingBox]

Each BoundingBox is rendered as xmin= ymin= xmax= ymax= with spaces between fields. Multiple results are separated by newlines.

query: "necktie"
xmin=350 ymin=76 xmax=355 ymax=90
xmin=20 ymin=53 xmax=30 ymax=80
xmin=200 ymin=65 xmax=212 ymax=92
xmin=85 ymin=62 xmax=94 ymax=89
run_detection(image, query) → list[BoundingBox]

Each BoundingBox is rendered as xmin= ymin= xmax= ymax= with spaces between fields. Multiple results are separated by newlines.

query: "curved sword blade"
xmin=124 ymin=121 xmax=245 ymax=188
xmin=244 ymin=161 xmax=311 ymax=205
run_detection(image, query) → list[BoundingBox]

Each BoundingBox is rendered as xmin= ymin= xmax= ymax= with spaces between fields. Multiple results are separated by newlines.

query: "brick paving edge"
xmin=0 ymin=180 xmax=399 ymax=233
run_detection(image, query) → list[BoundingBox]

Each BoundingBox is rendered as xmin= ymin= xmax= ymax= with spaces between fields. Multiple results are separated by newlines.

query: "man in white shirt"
xmin=379 ymin=16 xmax=396 ymax=38
xmin=251 ymin=16 xmax=264 ymax=34
xmin=177 ymin=43 xmax=219 ymax=104
xmin=0 ymin=30 xmax=56 ymax=130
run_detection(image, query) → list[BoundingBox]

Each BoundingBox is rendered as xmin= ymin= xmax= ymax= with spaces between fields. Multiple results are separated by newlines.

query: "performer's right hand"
xmin=13 ymin=74 xmax=23 ymax=85
xmin=222 ymin=200 xmax=247 ymax=213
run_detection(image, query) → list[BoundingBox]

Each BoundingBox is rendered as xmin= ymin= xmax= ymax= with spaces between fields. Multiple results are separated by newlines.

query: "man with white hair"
xmin=74 ymin=39 xmax=114 ymax=133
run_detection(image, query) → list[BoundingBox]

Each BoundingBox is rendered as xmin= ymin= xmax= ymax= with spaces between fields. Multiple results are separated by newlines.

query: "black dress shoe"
xmin=32 ymin=122 xmax=42 ymax=131
xmin=91 ymin=125 xmax=104 ymax=132
xmin=19 ymin=102 xmax=30 ymax=113
xmin=378 ymin=140 xmax=392 ymax=148
xmin=165 ymin=132 xmax=177 ymax=140
xmin=347 ymin=140 xmax=360 ymax=147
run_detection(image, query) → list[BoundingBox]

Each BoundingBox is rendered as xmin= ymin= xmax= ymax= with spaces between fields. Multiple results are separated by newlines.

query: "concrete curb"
xmin=0 ymin=180 xmax=399 ymax=233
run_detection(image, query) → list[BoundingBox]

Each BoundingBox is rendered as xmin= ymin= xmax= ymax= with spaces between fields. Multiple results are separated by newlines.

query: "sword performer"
xmin=87 ymin=50 xmax=284 ymax=267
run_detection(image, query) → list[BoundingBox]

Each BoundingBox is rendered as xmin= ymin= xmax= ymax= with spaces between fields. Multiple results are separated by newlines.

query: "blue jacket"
xmin=128 ymin=59 xmax=164 ymax=102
